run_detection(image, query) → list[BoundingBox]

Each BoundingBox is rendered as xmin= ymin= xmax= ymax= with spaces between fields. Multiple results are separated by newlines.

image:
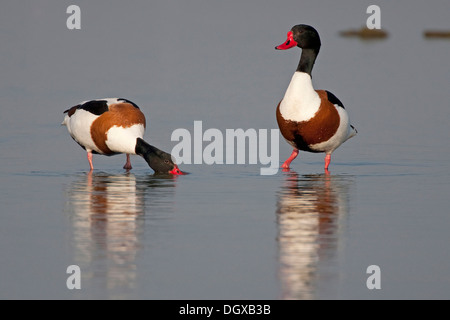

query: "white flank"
xmin=63 ymin=109 xmax=102 ymax=153
xmin=106 ymin=124 xmax=145 ymax=155
xmin=104 ymin=98 xmax=123 ymax=107
xmin=280 ymin=72 xmax=321 ymax=122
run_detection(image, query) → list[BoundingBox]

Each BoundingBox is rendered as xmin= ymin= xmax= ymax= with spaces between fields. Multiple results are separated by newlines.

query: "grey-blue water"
xmin=1 ymin=0 xmax=449 ymax=299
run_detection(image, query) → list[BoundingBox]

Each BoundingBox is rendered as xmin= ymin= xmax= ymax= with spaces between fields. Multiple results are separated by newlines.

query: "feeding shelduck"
xmin=275 ymin=25 xmax=357 ymax=171
xmin=62 ymin=98 xmax=184 ymax=175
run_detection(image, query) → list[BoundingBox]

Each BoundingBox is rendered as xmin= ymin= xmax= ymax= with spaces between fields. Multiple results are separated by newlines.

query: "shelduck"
xmin=275 ymin=24 xmax=357 ymax=171
xmin=62 ymin=98 xmax=184 ymax=175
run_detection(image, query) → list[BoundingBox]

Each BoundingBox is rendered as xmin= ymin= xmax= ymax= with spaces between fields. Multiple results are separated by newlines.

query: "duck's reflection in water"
xmin=65 ymin=171 xmax=176 ymax=298
xmin=276 ymin=171 xmax=353 ymax=300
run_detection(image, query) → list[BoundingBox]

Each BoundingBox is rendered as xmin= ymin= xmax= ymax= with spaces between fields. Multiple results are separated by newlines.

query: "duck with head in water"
xmin=275 ymin=24 xmax=357 ymax=172
xmin=62 ymin=98 xmax=185 ymax=175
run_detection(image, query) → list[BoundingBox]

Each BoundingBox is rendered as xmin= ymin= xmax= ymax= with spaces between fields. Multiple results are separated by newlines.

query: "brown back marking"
xmin=90 ymin=103 xmax=146 ymax=154
xmin=276 ymin=90 xmax=340 ymax=151
xmin=64 ymin=105 xmax=79 ymax=117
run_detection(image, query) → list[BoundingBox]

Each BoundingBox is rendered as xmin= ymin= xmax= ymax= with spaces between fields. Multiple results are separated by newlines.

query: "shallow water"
xmin=1 ymin=0 xmax=450 ymax=299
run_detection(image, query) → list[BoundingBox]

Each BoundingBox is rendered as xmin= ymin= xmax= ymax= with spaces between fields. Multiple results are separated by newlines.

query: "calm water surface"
xmin=1 ymin=0 xmax=450 ymax=299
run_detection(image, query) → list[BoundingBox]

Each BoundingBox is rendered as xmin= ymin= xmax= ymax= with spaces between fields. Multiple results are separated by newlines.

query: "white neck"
xmin=279 ymin=72 xmax=321 ymax=122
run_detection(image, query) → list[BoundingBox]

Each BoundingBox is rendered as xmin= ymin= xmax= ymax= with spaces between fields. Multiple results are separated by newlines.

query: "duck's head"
xmin=275 ymin=24 xmax=321 ymax=51
xmin=145 ymin=150 xmax=184 ymax=175
xmin=135 ymin=138 xmax=186 ymax=175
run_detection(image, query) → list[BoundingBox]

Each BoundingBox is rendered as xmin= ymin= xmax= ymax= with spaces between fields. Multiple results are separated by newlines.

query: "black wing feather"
xmin=325 ymin=91 xmax=345 ymax=109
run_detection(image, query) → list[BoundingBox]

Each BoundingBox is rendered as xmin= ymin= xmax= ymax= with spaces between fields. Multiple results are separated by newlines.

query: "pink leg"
xmin=123 ymin=154 xmax=132 ymax=170
xmin=87 ymin=151 xmax=94 ymax=171
xmin=281 ymin=149 xmax=299 ymax=169
xmin=324 ymin=154 xmax=331 ymax=170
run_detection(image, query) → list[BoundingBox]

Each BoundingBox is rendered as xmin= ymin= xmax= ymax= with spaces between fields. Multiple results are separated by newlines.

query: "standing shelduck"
xmin=62 ymin=98 xmax=184 ymax=175
xmin=275 ymin=25 xmax=357 ymax=171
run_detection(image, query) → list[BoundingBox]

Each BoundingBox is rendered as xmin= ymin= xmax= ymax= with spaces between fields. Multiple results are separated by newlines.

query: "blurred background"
xmin=0 ymin=0 xmax=449 ymax=299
